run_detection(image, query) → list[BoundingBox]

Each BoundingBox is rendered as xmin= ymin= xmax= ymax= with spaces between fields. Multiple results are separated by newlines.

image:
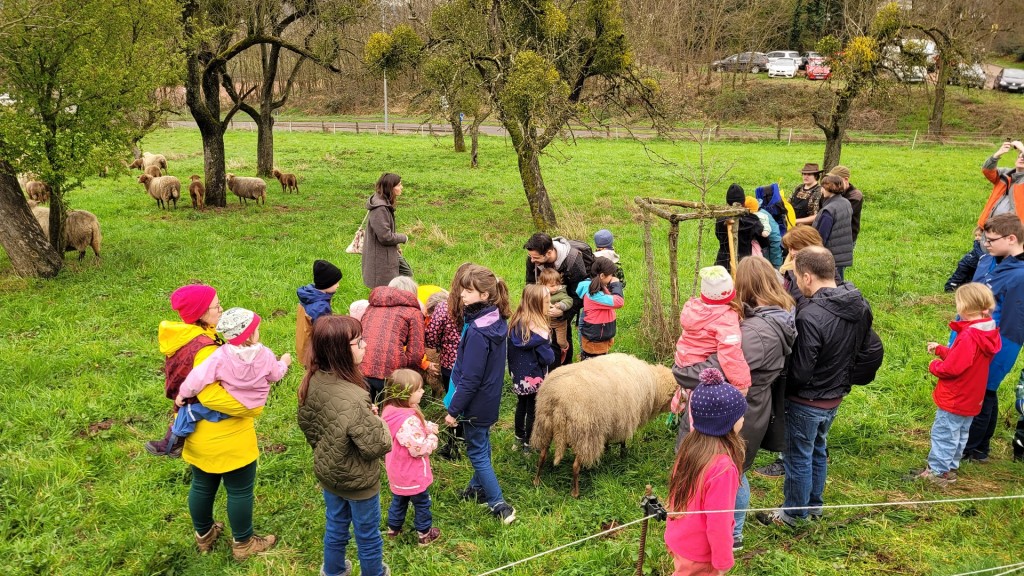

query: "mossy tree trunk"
xmin=0 ymin=162 xmax=62 ymax=278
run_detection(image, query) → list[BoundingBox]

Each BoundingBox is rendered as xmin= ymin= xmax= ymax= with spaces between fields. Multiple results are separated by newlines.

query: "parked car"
xmin=894 ymin=64 xmax=927 ymax=83
xmin=801 ymin=51 xmax=821 ymax=70
xmin=766 ymin=50 xmax=801 ymax=65
xmin=711 ymin=52 xmax=769 ymax=74
xmin=996 ymin=68 xmax=1024 ymax=93
xmin=948 ymin=63 xmax=986 ymax=89
xmin=768 ymin=57 xmax=799 ymax=78
xmin=806 ymin=57 xmax=831 ymax=80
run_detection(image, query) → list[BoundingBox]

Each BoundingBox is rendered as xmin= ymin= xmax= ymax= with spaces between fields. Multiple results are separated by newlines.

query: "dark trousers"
xmin=366 ymin=376 xmax=386 ymax=405
xmin=387 ymin=490 xmax=433 ymax=533
xmin=188 ymin=460 xmax=257 ymax=541
xmin=963 ymin=390 xmax=999 ymax=459
xmin=945 ymin=240 xmax=983 ymax=292
xmin=514 ymin=393 xmax=537 ymax=442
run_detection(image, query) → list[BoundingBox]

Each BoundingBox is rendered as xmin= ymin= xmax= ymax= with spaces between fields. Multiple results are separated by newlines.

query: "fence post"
xmin=788 ymin=128 xmax=793 ymax=145
xmin=355 ymin=122 xmax=360 ymax=135
xmin=911 ymin=129 xmax=918 ymax=149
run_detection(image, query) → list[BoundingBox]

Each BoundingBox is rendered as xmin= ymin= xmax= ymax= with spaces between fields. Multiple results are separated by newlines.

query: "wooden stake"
xmin=726 ymin=218 xmax=737 ymax=280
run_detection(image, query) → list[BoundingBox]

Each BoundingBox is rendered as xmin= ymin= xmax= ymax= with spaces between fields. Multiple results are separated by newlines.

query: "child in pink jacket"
xmin=672 ymin=266 xmax=751 ymax=416
xmin=382 ymin=369 xmax=442 ymax=546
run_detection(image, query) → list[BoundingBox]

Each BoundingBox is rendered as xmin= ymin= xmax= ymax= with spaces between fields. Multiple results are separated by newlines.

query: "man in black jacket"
xmin=524 ymin=233 xmax=591 ymax=368
xmin=759 ymin=247 xmax=875 ymax=527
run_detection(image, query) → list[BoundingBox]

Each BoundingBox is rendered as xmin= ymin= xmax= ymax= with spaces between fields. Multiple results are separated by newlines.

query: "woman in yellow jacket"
xmin=158 ymin=284 xmax=276 ymax=560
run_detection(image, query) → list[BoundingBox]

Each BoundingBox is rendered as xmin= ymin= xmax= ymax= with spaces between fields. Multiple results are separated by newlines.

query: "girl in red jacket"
xmin=920 ymin=283 xmax=1001 ymax=486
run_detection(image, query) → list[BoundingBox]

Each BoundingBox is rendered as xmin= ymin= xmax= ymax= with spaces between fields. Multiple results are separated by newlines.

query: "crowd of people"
xmin=140 ymin=151 xmax=1024 ymax=574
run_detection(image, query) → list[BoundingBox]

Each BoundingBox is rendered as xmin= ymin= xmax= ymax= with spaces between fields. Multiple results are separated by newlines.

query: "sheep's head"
xmin=190 ymin=174 xmax=201 ymax=181
xmin=137 ymin=174 xmax=152 ymax=185
xmin=128 ymin=158 xmax=143 ymax=169
xmin=652 ymin=364 xmax=677 ymax=414
xmin=272 ymin=169 xmax=281 ymax=177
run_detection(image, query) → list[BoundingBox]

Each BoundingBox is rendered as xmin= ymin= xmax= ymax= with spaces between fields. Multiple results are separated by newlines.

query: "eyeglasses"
xmin=208 ymin=302 xmax=223 ymax=311
xmin=982 ymin=234 xmax=1007 ymax=245
xmin=350 ymin=338 xmax=366 ymax=349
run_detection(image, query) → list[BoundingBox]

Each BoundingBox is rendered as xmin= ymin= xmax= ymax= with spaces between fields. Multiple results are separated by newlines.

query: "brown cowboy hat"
xmin=800 ymin=163 xmax=823 ymax=175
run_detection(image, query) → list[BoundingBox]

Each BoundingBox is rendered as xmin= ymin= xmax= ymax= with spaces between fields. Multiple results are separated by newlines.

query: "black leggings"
xmin=514 ymin=394 xmax=537 ymax=442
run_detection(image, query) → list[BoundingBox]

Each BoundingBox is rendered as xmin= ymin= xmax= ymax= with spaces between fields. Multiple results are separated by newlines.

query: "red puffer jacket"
xmin=360 ymin=286 xmax=425 ymax=379
xmin=930 ymin=318 xmax=1001 ymax=417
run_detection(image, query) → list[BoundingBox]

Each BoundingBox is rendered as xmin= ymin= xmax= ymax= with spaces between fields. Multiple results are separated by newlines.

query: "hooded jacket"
xmin=714 ymin=214 xmax=765 ymax=272
xmin=297 ymin=371 xmax=393 ymax=500
xmin=674 ymin=298 xmax=752 ymax=391
xmin=756 ymin=182 xmax=789 ymax=237
xmin=178 ymin=343 xmax=288 ymax=409
xmin=577 ymin=279 xmax=625 ymax=343
xmin=930 ymin=318 xmax=1001 ymax=417
xmin=972 ymin=252 xmax=1024 ymax=345
xmin=382 ymin=405 xmax=438 ymax=496
xmin=507 ymin=328 xmax=556 ymax=387
xmin=295 ymin=285 xmax=334 ymax=367
xmin=361 ymin=192 xmax=408 ymax=289
xmin=788 ymin=283 xmax=874 ymax=402
xmin=360 ymin=286 xmax=425 ymax=379
xmin=447 ymin=304 xmax=508 ymax=427
xmin=158 ymin=320 xmax=219 ymax=400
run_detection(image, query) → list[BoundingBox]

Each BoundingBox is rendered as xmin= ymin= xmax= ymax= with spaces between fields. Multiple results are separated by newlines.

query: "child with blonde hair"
xmin=382 ymin=369 xmax=441 ymax=545
xmin=507 ymin=284 xmax=557 ymax=450
xmin=918 ymin=283 xmax=1001 ymax=486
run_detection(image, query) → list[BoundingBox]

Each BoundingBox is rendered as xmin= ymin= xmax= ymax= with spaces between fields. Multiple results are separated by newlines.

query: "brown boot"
xmin=194 ymin=521 xmax=224 ymax=553
xmin=232 ymin=533 xmax=277 ymax=561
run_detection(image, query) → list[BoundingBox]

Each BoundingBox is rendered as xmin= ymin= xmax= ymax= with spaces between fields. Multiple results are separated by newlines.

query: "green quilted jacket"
xmin=297 ymin=371 xmax=392 ymax=500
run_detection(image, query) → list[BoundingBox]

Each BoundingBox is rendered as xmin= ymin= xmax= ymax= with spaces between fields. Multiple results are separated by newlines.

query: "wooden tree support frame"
xmin=630 ymin=195 xmax=745 ymax=354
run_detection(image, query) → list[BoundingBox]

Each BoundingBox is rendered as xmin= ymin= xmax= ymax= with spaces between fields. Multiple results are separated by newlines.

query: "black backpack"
xmin=565 ymin=239 xmax=595 ymax=274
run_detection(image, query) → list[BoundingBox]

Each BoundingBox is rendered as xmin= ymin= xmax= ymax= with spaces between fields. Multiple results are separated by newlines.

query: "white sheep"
xmin=272 ymin=168 xmax=299 ymax=194
xmin=128 ymin=152 xmax=168 ymax=173
xmin=188 ymin=175 xmax=205 ymax=210
xmin=531 ymin=353 xmax=677 ymax=497
xmin=137 ymin=173 xmax=181 ymax=209
xmin=226 ymin=173 xmax=266 ymax=206
xmin=32 ymin=205 xmax=102 ymax=261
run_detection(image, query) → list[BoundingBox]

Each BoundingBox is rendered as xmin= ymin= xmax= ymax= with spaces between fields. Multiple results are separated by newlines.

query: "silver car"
xmin=768 ymin=58 xmax=799 ymax=78
xmin=766 ymin=50 xmax=801 ymax=65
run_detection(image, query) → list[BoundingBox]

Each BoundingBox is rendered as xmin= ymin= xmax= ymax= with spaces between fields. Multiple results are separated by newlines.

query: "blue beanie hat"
xmin=690 ymin=368 xmax=747 ymax=437
xmin=594 ymin=229 xmax=614 ymax=249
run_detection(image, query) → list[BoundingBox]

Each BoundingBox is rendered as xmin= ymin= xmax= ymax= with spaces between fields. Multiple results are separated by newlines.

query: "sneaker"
xmin=436 ymin=443 xmax=460 ymax=461
xmin=755 ymin=509 xmax=796 ymax=528
xmin=492 ymin=503 xmax=516 ymax=525
xmin=195 ymin=521 xmax=224 ymax=553
xmin=732 ymin=537 xmax=743 ymax=552
xmin=459 ymin=487 xmax=487 ymax=505
xmin=320 ymin=559 xmax=353 ymax=576
xmin=520 ymin=441 xmax=534 ymax=454
xmin=916 ymin=468 xmax=956 ymax=487
xmin=962 ymin=453 xmax=990 ymax=464
xmin=386 ymin=526 xmax=402 ymax=539
xmin=231 ymin=533 xmax=277 ymax=561
xmin=417 ymin=527 xmax=441 ymax=546
xmin=753 ymin=460 xmax=785 ymax=478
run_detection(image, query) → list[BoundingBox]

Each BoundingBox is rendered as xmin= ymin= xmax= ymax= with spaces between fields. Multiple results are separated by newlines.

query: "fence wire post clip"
xmin=640 ymin=487 xmax=668 ymax=522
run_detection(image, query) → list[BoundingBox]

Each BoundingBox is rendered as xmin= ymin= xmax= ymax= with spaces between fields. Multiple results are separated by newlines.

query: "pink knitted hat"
xmin=170 ymin=284 xmax=217 ymax=324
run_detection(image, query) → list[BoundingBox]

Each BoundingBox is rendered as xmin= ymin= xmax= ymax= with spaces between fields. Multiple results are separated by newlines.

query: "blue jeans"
xmin=733 ymin=473 xmax=750 ymax=541
xmin=782 ymin=400 xmax=838 ymax=519
xmin=322 ymin=490 xmax=384 ymax=576
xmin=463 ymin=423 xmax=506 ymax=508
xmin=928 ymin=409 xmax=973 ymax=474
xmin=387 ymin=490 xmax=433 ymax=533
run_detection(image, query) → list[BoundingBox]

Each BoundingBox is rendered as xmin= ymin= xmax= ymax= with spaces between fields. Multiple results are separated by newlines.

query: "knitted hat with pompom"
xmin=690 ymin=368 xmax=747 ymax=437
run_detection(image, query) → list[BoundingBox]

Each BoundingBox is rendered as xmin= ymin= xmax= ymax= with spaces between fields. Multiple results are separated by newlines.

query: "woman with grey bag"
xmin=361 ymin=173 xmax=412 ymax=289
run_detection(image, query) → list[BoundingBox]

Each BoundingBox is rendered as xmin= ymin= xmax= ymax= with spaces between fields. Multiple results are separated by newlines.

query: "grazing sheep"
xmin=144 ymin=165 xmax=162 ymax=178
xmin=188 ymin=175 xmax=205 ymax=210
xmin=271 ymin=168 xmax=299 ymax=194
xmin=32 ymin=206 xmax=102 ymax=261
xmin=25 ymin=181 xmax=51 ymax=203
xmin=17 ymin=172 xmax=36 ymax=192
xmin=137 ymin=173 xmax=181 ymax=209
xmin=128 ymin=152 xmax=168 ymax=173
xmin=226 ymin=173 xmax=266 ymax=206
xmin=531 ymin=353 xmax=677 ymax=497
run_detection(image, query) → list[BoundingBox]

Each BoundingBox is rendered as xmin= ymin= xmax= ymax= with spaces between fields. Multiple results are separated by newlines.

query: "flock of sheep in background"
xmin=18 ymin=151 xmax=301 ymax=263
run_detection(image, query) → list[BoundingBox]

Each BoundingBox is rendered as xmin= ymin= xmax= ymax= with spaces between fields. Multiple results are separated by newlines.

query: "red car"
xmin=806 ymin=57 xmax=831 ymax=80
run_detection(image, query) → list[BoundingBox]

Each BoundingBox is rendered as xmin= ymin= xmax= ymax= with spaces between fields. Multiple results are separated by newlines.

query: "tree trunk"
xmin=0 ymin=164 xmax=62 ymax=277
xmin=450 ymin=111 xmax=466 ymax=152
xmin=201 ymin=128 xmax=228 ymax=207
xmin=929 ymin=57 xmax=949 ymax=136
xmin=516 ymin=147 xmax=558 ymax=230
xmin=822 ymin=128 xmax=842 ymax=172
xmin=256 ymin=109 xmax=275 ymax=177
xmin=48 ymin=183 xmax=67 ymax=254
xmin=470 ymin=126 xmax=480 ymax=168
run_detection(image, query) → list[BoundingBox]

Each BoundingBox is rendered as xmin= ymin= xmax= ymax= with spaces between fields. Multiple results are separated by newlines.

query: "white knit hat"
xmin=699 ymin=265 xmax=735 ymax=305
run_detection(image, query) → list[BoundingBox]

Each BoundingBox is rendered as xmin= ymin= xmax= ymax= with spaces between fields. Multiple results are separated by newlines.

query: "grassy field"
xmin=2 ymin=128 xmax=1023 ymax=575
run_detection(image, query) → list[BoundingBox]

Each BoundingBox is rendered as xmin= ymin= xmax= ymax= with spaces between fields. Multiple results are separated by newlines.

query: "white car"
xmin=768 ymin=58 xmax=799 ymax=78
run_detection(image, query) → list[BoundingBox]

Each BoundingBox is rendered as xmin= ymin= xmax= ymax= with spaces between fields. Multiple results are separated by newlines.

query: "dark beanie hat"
xmin=690 ymin=368 xmax=747 ymax=437
xmin=313 ymin=259 xmax=342 ymax=290
xmin=726 ymin=183 xmax=745 ymax=206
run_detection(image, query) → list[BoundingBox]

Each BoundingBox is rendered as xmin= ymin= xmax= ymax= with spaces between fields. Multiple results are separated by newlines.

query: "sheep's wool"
xmin=690 ymin=368 xmax=747 ymax=437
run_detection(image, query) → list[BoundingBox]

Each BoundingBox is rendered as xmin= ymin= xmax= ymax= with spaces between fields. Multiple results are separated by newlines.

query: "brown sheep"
xmin=25 ymin=181 xmax=51 ymax=203
xmin=271 ymin=169 xmax=299 ymax=194
xmin=226 ymin=173 xmax=266 ymax=206
xmin=188 ymin=175 xmax=205 ymax=210
xmin=531 ymin=353 xmax=677 ymax=497
xmin=128 ymin=152 xmax=168 ymax=173
xmin=32 ymin=205 xmax=102 ymax=261
xmin=137 ymin=173 xmax=181 ymax=209
xmin=144 ymin=165 xmax=162 ymax=178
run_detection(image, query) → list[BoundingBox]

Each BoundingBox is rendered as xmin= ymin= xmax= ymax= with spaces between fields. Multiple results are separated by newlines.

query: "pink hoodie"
xmin=664 ymin=454 xmax=739 ymax=572
xmin=382 ymin=405 xmax=438 ymax=496
xmin=178 ymin=343 xmax=288 ymax=409
xmin=674 ymin=298 xmax=751 ymax=390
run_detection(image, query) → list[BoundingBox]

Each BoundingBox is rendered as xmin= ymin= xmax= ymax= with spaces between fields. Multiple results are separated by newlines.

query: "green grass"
xmin=2 ymin=129 xmax=1023 ymax=575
